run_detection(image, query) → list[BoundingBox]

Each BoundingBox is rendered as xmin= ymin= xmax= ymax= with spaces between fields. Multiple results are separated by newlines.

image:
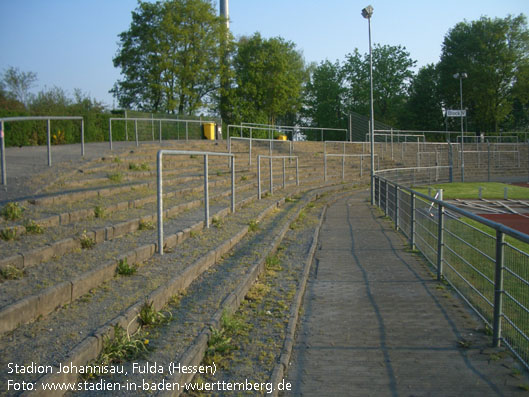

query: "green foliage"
xmin=80 ymin=231 xmax=95 ymax=249
xmin=107 ymin=172 xmax=123 ymax=183
xmin=139 ymin=219 xmax=155 ymax=230
xmin=0 ymin=228 xmax=17 ymax=241
xmin=226 ymin=33 xmax=307 ymax=125
xmin=116 ymin=258 xmax=137 ymax=276
xmin=138 ymin=301 xmax=171 ymax=326
xmin=302 ymin=60 xmax=347 ymax=130
xmin=101 ymin=324 xmax=149 ymax=364
xmin=129 ymin=162 xmax=150 ymax=171
xmin=94 ymin=205 xmax=105 ymax=219
xmin=438 ymin=14 xmax=529 ymax=132
xmin=248 ymin=220 xmax=259 ymax=232
xmin=112 ymin=0 xmax=229 ymax=114
xmin=0 ymin=265 xmax=24 ymax=280
xmin=1 ymin=202 xmax=24 ymax=221
xmin=24 ymin=219 xmax=44 ymax=234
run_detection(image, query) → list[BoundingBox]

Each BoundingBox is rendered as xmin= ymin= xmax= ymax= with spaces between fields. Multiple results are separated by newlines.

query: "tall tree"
xmin=438 ymin=14 xmax=529 ymax=133
xmin=342 ymin=44 xmax=416 ymax=127
xmin=112 ymin=0 xmax=228 ymax=114
xmin=302 ymin=60 xmax=347 ymax=129
xmin=2 ymin=66 xmax=37 ymax=108
xmin=400 ymin=64 xmax=444 ymax=133
xmin=226 ymin=33 xmax=307 ymax=125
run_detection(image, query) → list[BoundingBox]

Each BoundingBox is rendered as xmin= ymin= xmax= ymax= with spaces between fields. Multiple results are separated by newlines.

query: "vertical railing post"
xmin=258 ymin=155 xmax=261 ymax=200
xmin=135 ymin=120 xmax=139 ymax=147
xmin=296 ymin=157 xmax=299 ymax=186
xmin=377 ymin=176 xmax=381 ymax=208
xmin=1 ymin=120 xmax=6 ymax=186
xmin=159 ymin=120 xmax=162 ymax=143
xmin=395 ymin=185 xmax=400 ymax=231
xmin=437 ymin=189 xmax=444 ymax=281
xmin=47 ymin=119 xmax=52 ymax=166
xmin=283 ymin=157 xmax=286 ymax=189
xmin=269 ymin=156 xmax=273 ymax=195
xmin=493 ymin=230 xmax=505 ymax=347
xmin=204 ymin=154 xmax=209 ymax=228
xmin=384 ymin=179 xmax=388 ymax=216
xmin=157 ymin=151 xmax=164 ymax=255
xmin=81 ymin=119 xmax=85 ymax=157
xmin=109 ymin=119 xmax=113 ymax=150
xmin=487 ymin=142 xmax=491 ymax=182
xmin=231 ymin=156 xmax=235 ymax=213
xmin=125 ymin=110 xmax=128 ymax=141
xmin=410 ymin=192 xmax=416 ymax=250
xmin=249 ymin=136 xmax=252 ymax=166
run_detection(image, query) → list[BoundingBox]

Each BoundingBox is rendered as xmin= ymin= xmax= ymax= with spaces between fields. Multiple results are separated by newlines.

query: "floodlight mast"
xmin=453 ymin=72 xmax=467 ymax=182
xmin=362 ymin=5 xmax=375 ymax=205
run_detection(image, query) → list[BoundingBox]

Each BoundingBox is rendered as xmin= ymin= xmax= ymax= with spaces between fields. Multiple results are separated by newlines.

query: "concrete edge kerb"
xmin=157 ymin=187 xmax=326 ymax=397
xmin=268 ymin=189 xmax=362 ymax=397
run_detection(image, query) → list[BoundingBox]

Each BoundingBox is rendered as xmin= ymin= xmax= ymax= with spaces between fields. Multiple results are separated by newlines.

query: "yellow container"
xmin=277 ymin=134 xmax=287 ymax=141
xmin=203 ymin=123 xmax=215 ymax=140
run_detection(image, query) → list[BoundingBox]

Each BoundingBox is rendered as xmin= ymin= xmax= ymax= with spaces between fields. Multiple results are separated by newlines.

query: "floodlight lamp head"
xmin=453 ymin=72 xmax=468 ymax=79
xmin=362 ymin=5 xmax=374 ymax=19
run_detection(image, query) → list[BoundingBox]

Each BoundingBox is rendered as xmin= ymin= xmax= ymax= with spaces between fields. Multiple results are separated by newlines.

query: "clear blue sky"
xmin=0 ymin=0 xmax=527 ymax=108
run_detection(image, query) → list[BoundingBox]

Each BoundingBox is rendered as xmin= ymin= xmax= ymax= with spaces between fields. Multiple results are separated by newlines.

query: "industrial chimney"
xmin=220 ymin=0 xmax=229 ymax=29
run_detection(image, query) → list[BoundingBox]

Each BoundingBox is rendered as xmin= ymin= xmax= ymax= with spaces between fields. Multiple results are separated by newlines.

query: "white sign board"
xmin=446 ymin=109 xmax=467 ymax=117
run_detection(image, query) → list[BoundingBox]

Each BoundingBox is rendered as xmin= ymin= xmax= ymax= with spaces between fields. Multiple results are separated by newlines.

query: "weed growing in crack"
xmin=116 ymin=258 xmax=136 ymax=276
xmin=139 ymin=219 xmax=155 ymax=230
xmin=1 ymin=202 xmax=24 ymax=221
xmin=248 ymin=220 xmax=259 ymax=232
xmin=94 ymin=205 xmax=105 ymax=219
xmin=0 ymin=228 xmax=17 ymax=241
xmin=80 ymin=230 xmax=95 ymax=249
xmin=139 ymin=301 xmax=172 ymax=327
xmin=0 ymin=265 xmax=24 ymax=281
xmin=24 ymin=220 xmax=44 ymax=234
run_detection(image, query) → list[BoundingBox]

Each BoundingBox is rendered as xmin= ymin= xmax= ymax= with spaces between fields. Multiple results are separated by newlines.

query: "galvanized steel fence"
xmin=374 ymin=173 xmax=529 ymax=369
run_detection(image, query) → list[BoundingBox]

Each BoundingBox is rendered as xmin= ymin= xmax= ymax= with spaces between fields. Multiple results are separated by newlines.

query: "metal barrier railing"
xmin=157 ymin=150 xmax=235 ymax=255
xmin=323 ymin=140 xmax=379 ymax=181
xmin=0 ymin=116 xmax=85 ymax=186
xmin=228 ymin=136 xmax=293 ymax=166
xmin=109 ymin=117 xmax=215 ymax=150
xmin=373 ymin=173 xmax=529 ymax=369
xmin=257 ymin=155 xmax=299 ymax=199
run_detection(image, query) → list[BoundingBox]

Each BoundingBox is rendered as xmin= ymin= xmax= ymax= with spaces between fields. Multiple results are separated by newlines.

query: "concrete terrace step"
xmin=0 ymin=183 xmax=342 ymax=395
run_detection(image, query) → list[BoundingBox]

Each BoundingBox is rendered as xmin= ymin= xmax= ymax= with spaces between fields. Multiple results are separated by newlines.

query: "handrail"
xmin=0 ymin=116 xmax=85 ymax=186
xmin=157 ymin=150 xmax=235 ymax=255
xmin=257 ymin=155 xmax=299 ymax=199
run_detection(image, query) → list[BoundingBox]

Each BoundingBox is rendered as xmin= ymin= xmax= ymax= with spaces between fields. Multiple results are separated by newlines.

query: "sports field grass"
xmin=413 ymin=182 xmax=529 ymax=200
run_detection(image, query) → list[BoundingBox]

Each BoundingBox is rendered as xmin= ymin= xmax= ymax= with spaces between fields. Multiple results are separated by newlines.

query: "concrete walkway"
xmin=285 ymin=191 xmax=527 ymax=396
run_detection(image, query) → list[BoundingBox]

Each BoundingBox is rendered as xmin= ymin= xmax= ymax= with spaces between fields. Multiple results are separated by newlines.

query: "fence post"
xmin=204 ymin=154 xmax=209 ymax=228
xmin=410 ymin=192 xmax=416 ymax=250
xmin=448 ymin=144 xmax=453 ymax=183
xmin=488 ymin=142 xmax=491 ymax=182
xmin=159 ymin=120 xmax=162 ymax=143
xmin=135 ymin=120 xmax=139 ymax=147
xmin=1 ymin=120 xmax=6 ymax=185
xmin=377 ymin=177 xmax=381 ymax=208
xmin=296 ymin=157 xmax=299 ymax=186
xmin=384 ymin=179 xmax=388 ymax=216
xmin=109 ymin=119 xmax=114 ymax=150
xmin=395 ymin=185 xmax=400 ymax=230
xmin=231 ymin=156 xmax=235 ymax=213
xmin=493 ymin=230 xmax=505 ymax=347
xmin=47 ymin=119 xmax=52 ymax=166
xmin=157 ymin=151 xmax=163 ymax=255
xmin=437 ymin=189 xmax=444 ymax=281
xmin=257 ymin=155 xmax=261 ymax=200
xmin=283 ymin=157 xmax=286 ymax=189
xmin=269 ymin=156 xmax=273 ymax=195
xmin=81 ymin=119 xmax=85 ymax=157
